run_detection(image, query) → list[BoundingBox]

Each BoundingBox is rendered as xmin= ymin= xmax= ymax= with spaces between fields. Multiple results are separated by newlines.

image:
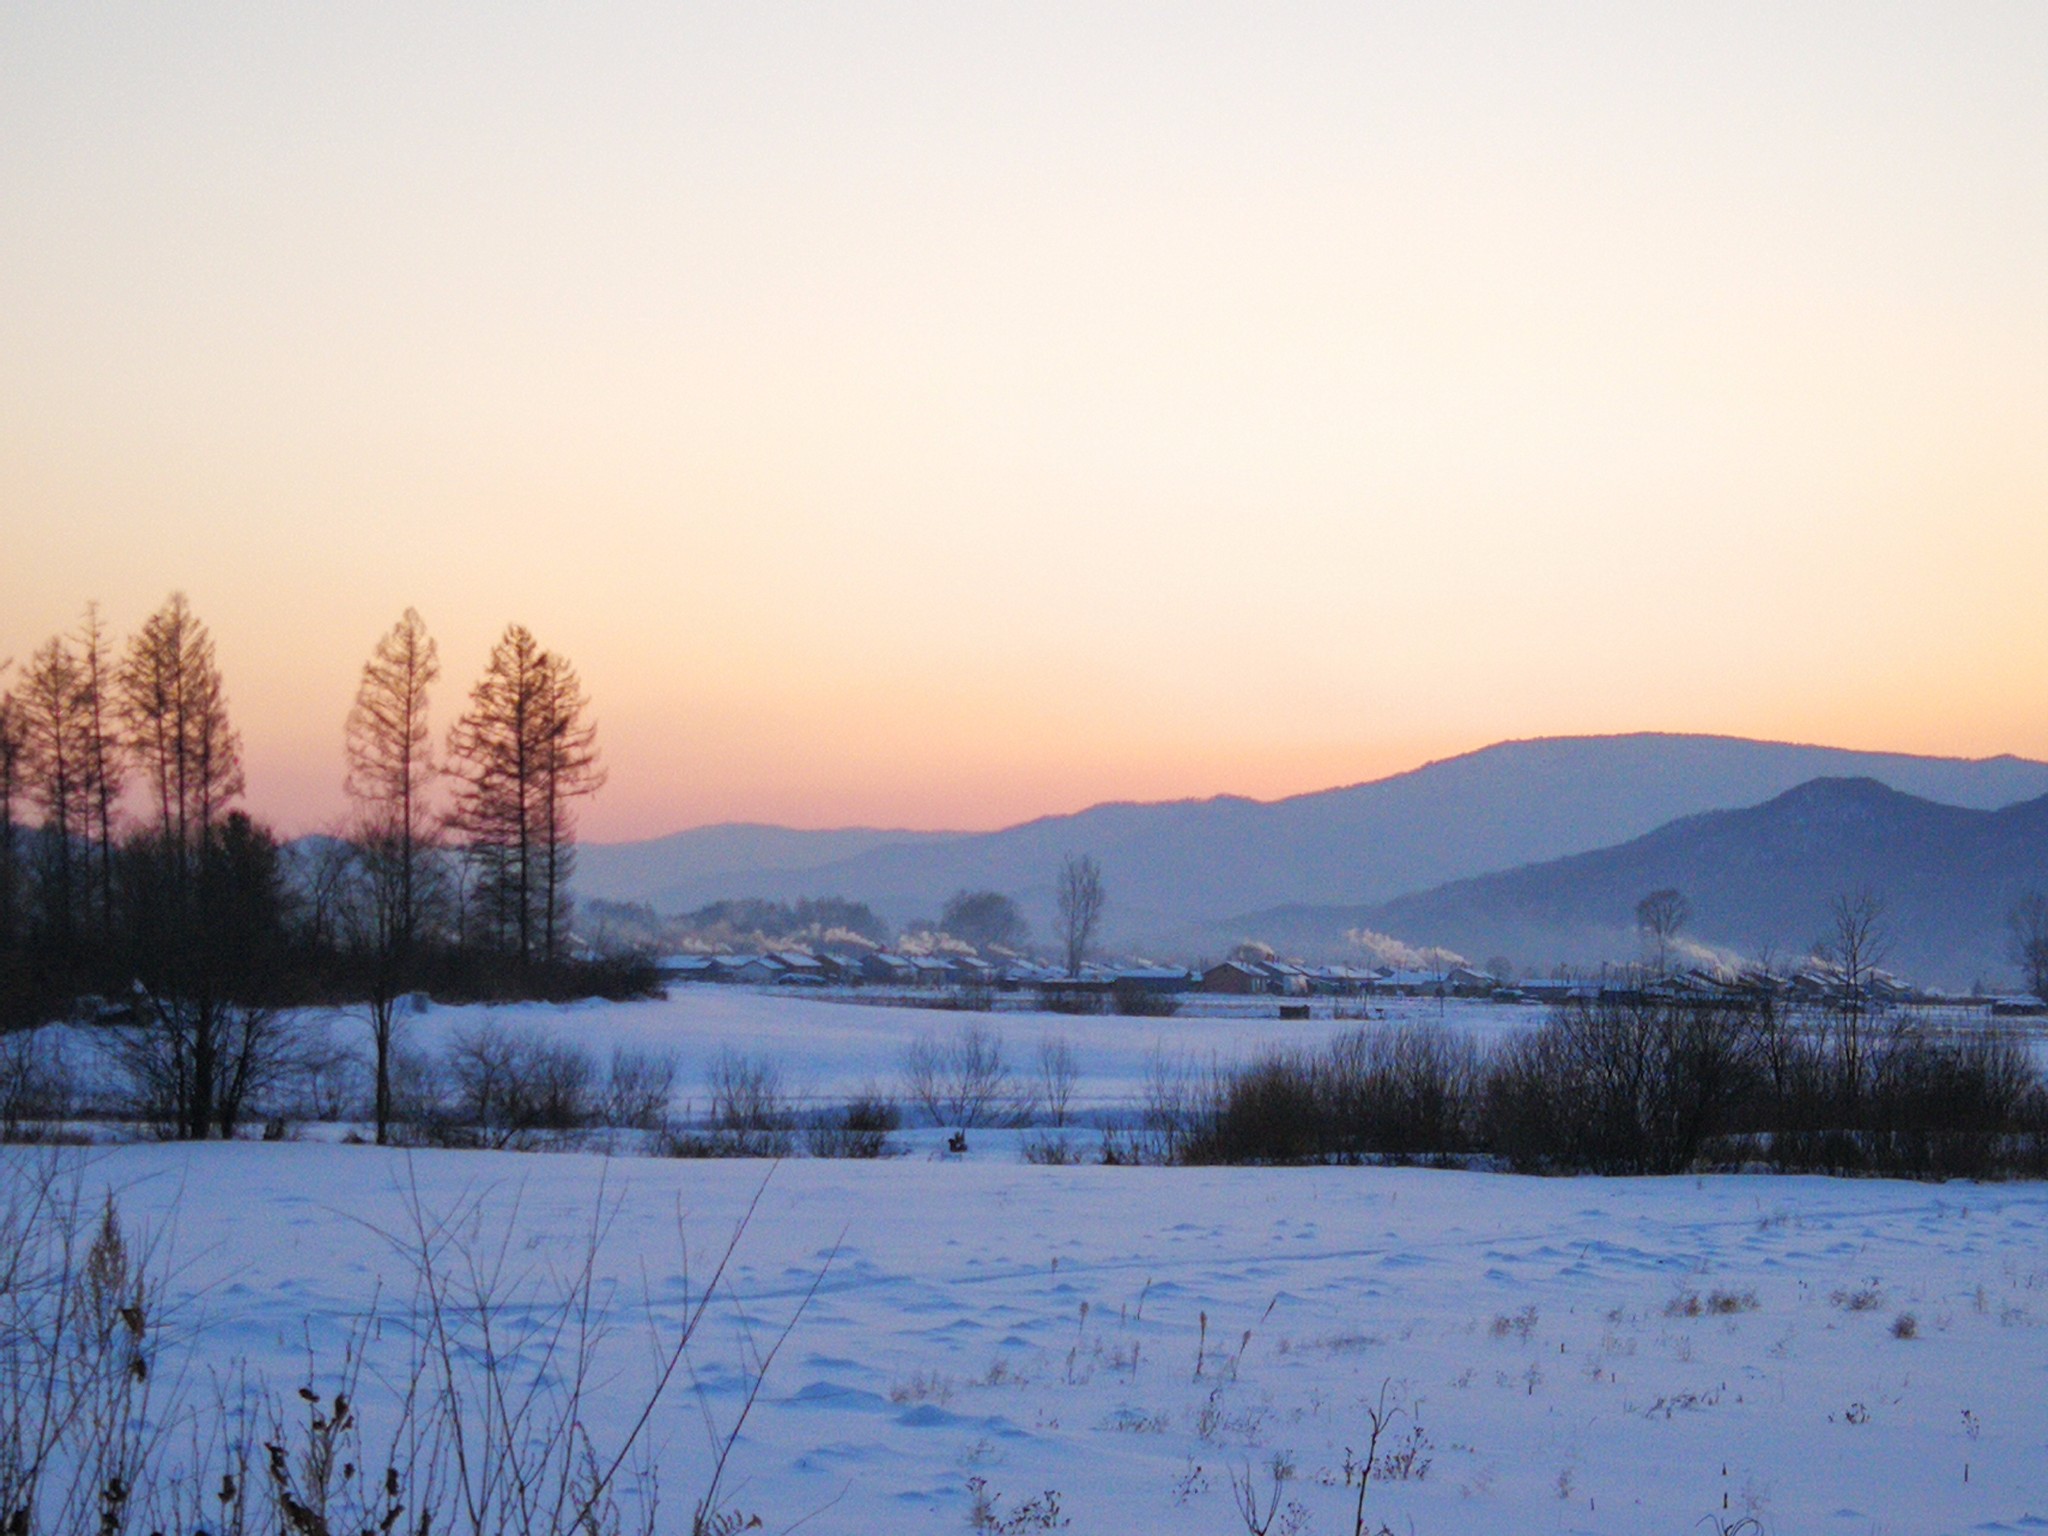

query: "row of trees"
xmin=0 ymin=596 xmax=616 ymax=1140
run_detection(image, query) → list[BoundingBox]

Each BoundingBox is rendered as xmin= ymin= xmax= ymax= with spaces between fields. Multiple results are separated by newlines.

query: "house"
xmin=817 ymin=952 xmax=869 ymax=984
xmin=862 ymin=952 xmax=916 ymax=985
xmin=1991 ymin=994 xmax=2048 ymax=1017
xmin=654 ymin=955 xmax=718 ymax=983
xmin=1377 ymin=969 xmax=1445 ymax=996
xmin=1263 ymin=960 xmax=1313 ymax=995
xmin=1200 ymin=960 xmax=1272 ymax=995
xmin=727 ymin=955 xmax=788 ymax=986
xmin=1441 ymin=967 xmax=1500 ymax=998
xmin=1107 ymin=965 xmax=1193 ymax=995
xmin=1307 ymin=965 xmax=1378 ymax=995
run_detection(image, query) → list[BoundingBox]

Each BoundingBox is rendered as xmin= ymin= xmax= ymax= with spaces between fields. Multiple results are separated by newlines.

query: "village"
xmin=650 ymin=943 xmax=2032 ymax=1014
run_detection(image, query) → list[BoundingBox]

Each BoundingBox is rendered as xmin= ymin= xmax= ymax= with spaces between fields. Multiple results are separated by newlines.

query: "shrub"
xmin=1111 ymin=979 xmax=1180 ymax=1017
xmin=1185 ymin=1049 xmax=1326 ymax=1164
xmin=597 ymin=1044 xmax=680 ymax=1131
xmin=1479 ymin=998 xmax=1762 ymax=1174
xmin=0 ymin=1028 xmax=75 ymax=1142
xmin=1322 ymin=1024 xmax=1480 ymax=1160
xmin=1021 ymin=1133 xmax=1083 ymax=1165
xmin=804 ymin=1093 xmax=900 ymax=1158
xmin=691 ymin=1049 xmax=796 ymax=1157
xmin=442 ymin=1024 xmax=595 ymax=1147
xmin=902 ymin=1022 xmax=1022 ymax=1129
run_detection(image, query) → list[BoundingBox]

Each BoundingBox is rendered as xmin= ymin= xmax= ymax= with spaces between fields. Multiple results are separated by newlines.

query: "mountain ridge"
xmin=1227 ymin=775 xmax=2048 ymax=989
xmin=573 ymin=734 xmax=2048 ymax=947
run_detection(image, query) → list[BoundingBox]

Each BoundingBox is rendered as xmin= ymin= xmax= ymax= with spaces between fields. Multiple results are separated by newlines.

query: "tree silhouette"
xmin=2007 ymin=891 xmax=2048 ymax=1001
xmin=344 ymin=608 xmax=444 ymax=1142
xmin=1634 ymin=888 xmax=1691 ymax=976
xmin=447 ymin=625 xmax=603 ymax=967
xmin=1055 ymin=854 xmax=1105 ymax=976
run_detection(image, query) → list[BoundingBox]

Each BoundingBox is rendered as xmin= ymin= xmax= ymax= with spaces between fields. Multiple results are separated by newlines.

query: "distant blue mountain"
xmin=1234 ymin=777 xmax=2048 ymax=989
xmin=574 ymin=734 xmax=2048 ymax=951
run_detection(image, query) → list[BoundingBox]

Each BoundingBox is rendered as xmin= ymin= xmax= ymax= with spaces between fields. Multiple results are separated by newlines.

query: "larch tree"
xmin=0 ymin=671 xmax=24 ymax=958
xmin=119 ymin=592 xmax=245 ymax=863
xmin=17 ymin=635 xmax=92 ymax=960
xmin=343 ymin=608 xmax=443 ymax=1143
xmin=446 ymin=624 xmax=603 ymax=968
xmin=75 ymin=602 xmax=124 ymax=943
xmin=533 ymin=648 xmax=603 ymax=965
xmin=115 ymin=592 xmax=252 ymax=1139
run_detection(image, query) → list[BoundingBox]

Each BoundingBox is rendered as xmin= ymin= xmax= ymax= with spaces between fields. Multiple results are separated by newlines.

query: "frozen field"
xmin=33 ymin=1140 xmax=2048 ymax=1536
xmin=393 ymin=986 xmax=1552 ymax=1117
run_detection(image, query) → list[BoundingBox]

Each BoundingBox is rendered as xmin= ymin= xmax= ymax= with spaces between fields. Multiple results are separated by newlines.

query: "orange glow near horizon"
xmin=5 ymin=6 xmax=2048 ymax=842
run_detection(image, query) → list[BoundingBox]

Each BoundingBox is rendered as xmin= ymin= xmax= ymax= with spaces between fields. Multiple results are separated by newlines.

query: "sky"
xmin=4 ymin=3 xmax=2046 ymax=841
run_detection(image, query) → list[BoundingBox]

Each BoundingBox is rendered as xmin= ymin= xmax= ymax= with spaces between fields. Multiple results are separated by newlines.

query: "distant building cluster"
xmin=649 ymin=945 xmax=2046 ymax=1016
xmin=655 ymin=949 xmax=1522 ymax=1001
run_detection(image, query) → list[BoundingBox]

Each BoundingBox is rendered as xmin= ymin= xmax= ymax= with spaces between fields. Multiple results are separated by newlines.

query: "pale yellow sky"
xmin=4 ymin=4 xmax=2046 ymax=838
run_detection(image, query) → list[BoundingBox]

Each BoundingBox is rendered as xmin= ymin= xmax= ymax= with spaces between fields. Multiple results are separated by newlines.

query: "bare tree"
xmin=0 ymin=673 xmax=23 ymax=960
xmin=1056 ymin=853 xmax=1105 ymax=976
xmin=346 ymin=609 xmax=442 ymax=952
xmin=1817 ymin=887 xmax=1890 ymax=1115
xmin=17 ymin=635 xmax=91 ymax=960
xmin=446 ymin=625 xmax=602 ymax=968
xmin=901 ymin=1022 xmax=1015 ymax=1130
xmin=447 ymin=625 xmax=546 ymax=964
xmin=533 ymin=647 xmax=604 ymax=964
xmin=344 ymin=609 xmax=444 ymax=1143
xmin=1821 ymin=888 xmax=1889 ymax=1002
xmin=118 ymin=592 xmax=245 ymax=861
xmin=2008 ymin=890 xmax=2048 ymax=1001
xmin=74 ymin=604 xmax=123 ymax=944
xmin=1634 ymin=888 xmax=1691 ymax=976
xmin=114 ymin=595 xmax=253 ymax=1139
xmin=1037 ymin=1034 xmax=1078 ymax=1127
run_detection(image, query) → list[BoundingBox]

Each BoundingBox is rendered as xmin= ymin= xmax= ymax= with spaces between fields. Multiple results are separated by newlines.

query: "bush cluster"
xmin=1158 ymin=1000 xmax=2048 ymax=1177
xmin=395 ymin=1029 xmax=681 ymax=1149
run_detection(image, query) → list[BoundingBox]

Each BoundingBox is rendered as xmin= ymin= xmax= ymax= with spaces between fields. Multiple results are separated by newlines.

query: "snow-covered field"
xmin=15 ymin=989 xmax=2048 ymax=1534
xmin=27 ymin=1138 xmax=2048 ymax=1536
xmin=390 ymin=986 xmax=1551 ymax=1116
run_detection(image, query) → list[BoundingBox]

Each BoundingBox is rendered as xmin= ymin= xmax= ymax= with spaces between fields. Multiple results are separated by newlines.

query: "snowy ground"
xmin=32 ymin=1141 xmax=2048 ymax=1536
xmin=391 ymin=986 xmax=1552 ymax=1117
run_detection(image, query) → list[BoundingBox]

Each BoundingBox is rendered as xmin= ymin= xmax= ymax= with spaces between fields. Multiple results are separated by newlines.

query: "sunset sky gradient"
xmin=4 ymin=3 xmax=2046 ymax=840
